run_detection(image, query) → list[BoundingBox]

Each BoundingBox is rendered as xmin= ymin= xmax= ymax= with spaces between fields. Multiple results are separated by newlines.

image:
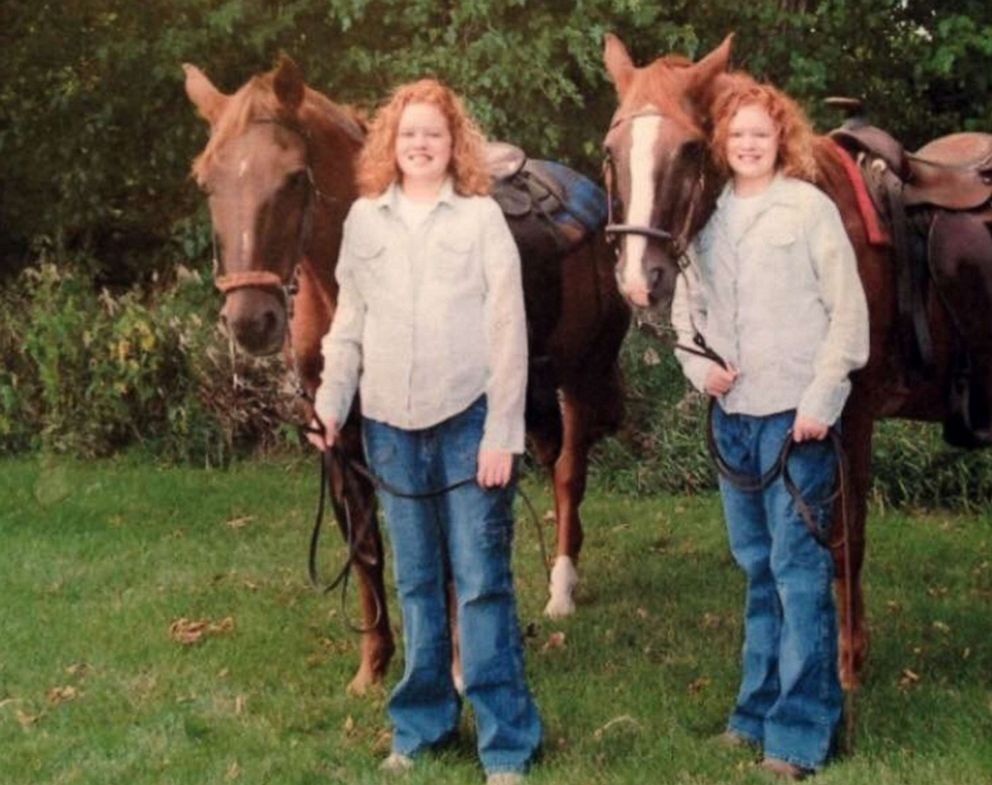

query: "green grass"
xmin=2 ymin=455 xmax=991 ymax=785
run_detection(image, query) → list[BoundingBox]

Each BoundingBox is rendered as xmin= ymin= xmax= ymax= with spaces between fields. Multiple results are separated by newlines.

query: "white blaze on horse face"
xmin=235 ymin=158 xmax=254 ymax=262
xmin=622 ymin=114 xmax=662 ymax=304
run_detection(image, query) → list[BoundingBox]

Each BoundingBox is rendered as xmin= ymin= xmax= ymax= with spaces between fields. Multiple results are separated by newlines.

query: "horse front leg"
xmin=330 ymin=425 xmax=395 ymax=696
xmin=543 ymin=391 xmax=591 ymax=619
xmin=835 ymin=412 xmax=873 ymax=690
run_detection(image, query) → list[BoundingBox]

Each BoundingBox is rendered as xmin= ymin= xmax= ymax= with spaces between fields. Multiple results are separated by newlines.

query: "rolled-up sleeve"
xmin=797 ymin=195 xmax=870 ymax=425
xmin=479 ymin=198 xmax=528 ymax=453
xmin=313 ymin=212 xmax=366 ymax=427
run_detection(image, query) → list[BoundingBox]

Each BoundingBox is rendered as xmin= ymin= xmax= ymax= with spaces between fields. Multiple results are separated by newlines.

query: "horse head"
xmin=602 ymin=34 xmax=733 ymax=312
xmin=184 ymin=56 xmax=360 ymax=356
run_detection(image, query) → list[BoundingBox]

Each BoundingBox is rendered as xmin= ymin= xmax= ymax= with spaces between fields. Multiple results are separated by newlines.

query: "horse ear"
xmin=604 ymin=33 xmax=635 ymax=97
xmin=273 ymin=54 xmax=305 ymax=115
xmin=686 ymin=33 xmax=735 ymax=111
xmin=183 ymin=64 xmax=228 ymax=125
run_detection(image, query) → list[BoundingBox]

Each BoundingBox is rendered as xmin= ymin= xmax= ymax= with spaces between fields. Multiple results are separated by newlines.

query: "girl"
xmin=672 ymin=78 xmax=869 ymax=779
xmin=309 ymin=79 xmax=541 ymax=785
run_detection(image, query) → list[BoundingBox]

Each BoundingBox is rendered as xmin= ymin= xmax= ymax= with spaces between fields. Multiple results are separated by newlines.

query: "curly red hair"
xmin=357 ymin=79 xmax=490 ymax=197
xmin=710 ymin=74 xmax=818 ymax=182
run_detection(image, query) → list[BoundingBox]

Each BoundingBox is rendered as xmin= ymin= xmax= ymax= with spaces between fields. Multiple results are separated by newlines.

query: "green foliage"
xmin=0 ymin=286 xmax=42 ymax=454
xmin=0 ymin=262 xmax=294 ymax=464
xmin=5 ymin=260 xmax=992 ymax=509
xmin=588 ymin=323 xmax=714 ymax=497
xmin=2 ymin=1 xmax=990 ymax=279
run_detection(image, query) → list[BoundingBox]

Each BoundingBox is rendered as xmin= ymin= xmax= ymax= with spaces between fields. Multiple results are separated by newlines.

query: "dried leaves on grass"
xmin=169 ymin=616 xmax=236 ymax=646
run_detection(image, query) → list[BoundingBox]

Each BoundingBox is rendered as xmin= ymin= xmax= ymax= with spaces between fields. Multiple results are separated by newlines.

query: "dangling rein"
xmin=301 ymin=415 xmax=551 ymax=635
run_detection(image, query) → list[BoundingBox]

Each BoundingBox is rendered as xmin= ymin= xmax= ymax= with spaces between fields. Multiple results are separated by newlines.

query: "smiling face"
xmin=725 ymin=103 xmax=780 ymax=194
xmin=395 ymin=101 xmax=452 ymax=190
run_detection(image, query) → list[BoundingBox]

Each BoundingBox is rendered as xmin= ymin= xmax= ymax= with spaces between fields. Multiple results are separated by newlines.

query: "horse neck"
xmin=302 ymin=112 xmax=364 ymax=294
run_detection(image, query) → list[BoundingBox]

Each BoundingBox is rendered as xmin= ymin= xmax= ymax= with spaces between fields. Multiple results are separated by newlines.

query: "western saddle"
xmin=828 ymin=98 xmax=992 ymax=447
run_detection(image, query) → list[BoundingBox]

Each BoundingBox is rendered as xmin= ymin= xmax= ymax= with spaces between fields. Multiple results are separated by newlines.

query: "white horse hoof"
xmin=543 ymin=556 xmax=579 ymax=619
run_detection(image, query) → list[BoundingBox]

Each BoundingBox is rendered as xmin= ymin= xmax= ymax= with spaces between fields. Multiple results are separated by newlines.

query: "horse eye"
xmin=285 ymin=170 xmax=308 ymax=191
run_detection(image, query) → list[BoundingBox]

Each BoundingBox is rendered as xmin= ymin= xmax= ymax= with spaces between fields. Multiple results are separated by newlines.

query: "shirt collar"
xmin=715 ymin=172 xmax=792 ymax=211
xmin=373 ymin=178 xmax=457 ymax=212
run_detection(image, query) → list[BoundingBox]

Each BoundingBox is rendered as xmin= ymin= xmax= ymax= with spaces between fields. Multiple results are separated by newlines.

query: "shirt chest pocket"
xmin=350 ymin=239 xmax=388 ymax=289
xmin=739 ymin=219 xmax=809 ymax=296
xmin=753 ymin=217 xmax=803 ymax=264
xmin=433 ymin=233 xmax=476 ymax=281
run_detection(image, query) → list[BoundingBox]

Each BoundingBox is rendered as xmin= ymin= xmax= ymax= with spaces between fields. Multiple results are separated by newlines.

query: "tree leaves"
xmin=2 ymin=1 xmax=990 ymax=284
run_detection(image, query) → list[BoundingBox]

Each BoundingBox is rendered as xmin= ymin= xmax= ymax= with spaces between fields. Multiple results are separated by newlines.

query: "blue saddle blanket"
xmin=532 ymin=160 xmax=608 ymax=233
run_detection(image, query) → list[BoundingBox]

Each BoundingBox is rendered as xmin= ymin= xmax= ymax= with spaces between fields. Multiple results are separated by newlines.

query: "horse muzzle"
xmin=220 ymin=287 xmax=287 ymax=356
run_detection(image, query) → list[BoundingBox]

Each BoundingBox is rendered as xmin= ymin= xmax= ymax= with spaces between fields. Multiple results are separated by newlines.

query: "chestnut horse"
xmin=184 ymin=57 xmax=629 ymax=693
xmin=602 ymin=34 xmax=973 ymax=689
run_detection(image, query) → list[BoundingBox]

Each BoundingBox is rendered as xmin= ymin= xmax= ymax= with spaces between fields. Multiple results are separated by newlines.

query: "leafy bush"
xmin=4 ymin=262 xmax=992 ymax=509
xmin=0 ymin=263 xmax=296 ymax=464
xmin=0 ymin=285 xmax=43 ymax=454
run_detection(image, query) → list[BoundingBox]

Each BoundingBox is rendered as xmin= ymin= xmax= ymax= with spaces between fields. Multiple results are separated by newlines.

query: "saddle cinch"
xmin=829 ymin=98 xmax=992 ymax=447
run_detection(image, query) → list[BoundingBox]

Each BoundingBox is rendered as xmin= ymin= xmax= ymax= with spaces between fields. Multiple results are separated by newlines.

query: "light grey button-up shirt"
xmin=313 ymin=179 xmax=528 ymax=452
xmin=672 ymin=175 xmax=869 ymax=425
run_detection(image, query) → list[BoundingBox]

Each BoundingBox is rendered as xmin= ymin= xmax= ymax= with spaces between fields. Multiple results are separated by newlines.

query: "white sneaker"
xmin=485 ymin=773 xmax=524 ymax=785
xmin=379 ymin=752 xmax=414 ymax=775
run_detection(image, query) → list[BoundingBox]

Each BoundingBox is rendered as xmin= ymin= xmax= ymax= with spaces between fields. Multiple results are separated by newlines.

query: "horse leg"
xmin=835 ymin=411 xmax=873 ymax=690
xmin=543 ymin=390 xmax=592 ymax=619
xmin=331 ymin=423 xmax=395 ymax=696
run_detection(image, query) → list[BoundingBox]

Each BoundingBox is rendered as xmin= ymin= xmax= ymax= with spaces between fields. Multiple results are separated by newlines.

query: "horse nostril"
xmin=262 ymin=308 xmax=279 ymax=337
xmin=647 ymin=266 xmax=662 ymax=291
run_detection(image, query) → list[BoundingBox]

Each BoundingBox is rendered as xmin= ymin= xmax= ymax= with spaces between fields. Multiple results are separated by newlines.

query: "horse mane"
xmin=191 ymin=70 xmax=364 ymax=185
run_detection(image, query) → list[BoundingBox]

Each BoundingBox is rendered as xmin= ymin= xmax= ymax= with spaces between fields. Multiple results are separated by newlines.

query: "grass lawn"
xmin=1 ymin=454 xmax=990 ymax=784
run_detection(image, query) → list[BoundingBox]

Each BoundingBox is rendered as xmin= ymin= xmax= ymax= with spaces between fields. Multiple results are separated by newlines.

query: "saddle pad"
xmin=830 ymin=141 xmax=890 ymax=247
xmin=529 ymin=160 xmax=608 ymax=232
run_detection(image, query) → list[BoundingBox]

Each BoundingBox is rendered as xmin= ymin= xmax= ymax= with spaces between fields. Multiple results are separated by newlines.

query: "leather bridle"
xmin=211 ymin=118 xmax=330 ymax=302
xmin=602 ymin=109 xmax=706 ymax=259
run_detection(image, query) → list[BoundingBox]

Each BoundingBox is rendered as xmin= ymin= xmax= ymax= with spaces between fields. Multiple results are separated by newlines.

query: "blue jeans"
xmin=362 ymin=397 xmax=542 ymax=775
xmin=713 ymin=406 xmax=842 ymax=770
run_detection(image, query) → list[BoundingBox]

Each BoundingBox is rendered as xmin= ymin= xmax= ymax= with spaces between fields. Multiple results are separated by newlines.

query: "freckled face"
xmin=725 ymin=103 xmax=779 ymax=192
xmin=395 ymin=102 xmax=453 ymax=188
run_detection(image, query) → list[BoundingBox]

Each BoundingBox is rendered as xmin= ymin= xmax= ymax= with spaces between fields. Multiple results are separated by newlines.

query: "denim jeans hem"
xmin=762 ymin=748 xmax=822 ymax=772
xmin=726 ymin=720 xmax=763 ymax=747
xmin=483 ymin=764 xmax=529 ymax=776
